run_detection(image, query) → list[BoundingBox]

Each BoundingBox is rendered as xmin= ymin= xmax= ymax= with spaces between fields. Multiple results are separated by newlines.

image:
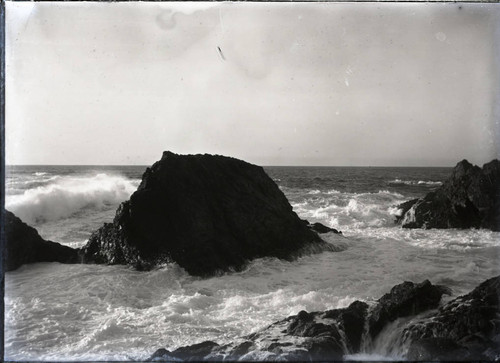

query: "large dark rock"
xmin=4 ymin=210 xmax=80 ymax=271
xmin=404 ymin=275 xmax=500 ymax=361
xmin=82 ymin=152 xmax=340 ymax=276
xmin=397 ymin=159 xmax=500 ymax=230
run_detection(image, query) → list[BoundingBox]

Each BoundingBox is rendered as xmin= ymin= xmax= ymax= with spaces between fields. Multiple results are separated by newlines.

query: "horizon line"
xmin=5 ymin=163 xmax=457 ymax=168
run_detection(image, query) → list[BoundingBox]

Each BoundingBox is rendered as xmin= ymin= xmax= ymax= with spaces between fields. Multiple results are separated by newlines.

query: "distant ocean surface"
xmin=5 ymin=165 xmax=500 ymax=361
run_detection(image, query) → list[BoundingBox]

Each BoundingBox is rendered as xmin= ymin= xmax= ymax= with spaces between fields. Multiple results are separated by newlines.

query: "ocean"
xmin=4 ymin=165 xmax=500 ymax=361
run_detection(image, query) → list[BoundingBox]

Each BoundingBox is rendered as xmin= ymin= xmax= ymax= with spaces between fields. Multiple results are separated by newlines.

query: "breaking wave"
xmin=388 ymin=179 xmax=443 ymax=186
xmin=6 ymin=173 xmax=140 ymax=224
xmin=290 ymin=189 xmax=407 ymax=231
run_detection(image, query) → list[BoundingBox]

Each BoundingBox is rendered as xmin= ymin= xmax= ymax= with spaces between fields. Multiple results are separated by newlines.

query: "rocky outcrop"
xmin=397 ymin=159 xmax=500 ymax=230
xmin=82 ymin=152 xmax=342 ymax=276
xmin=4 ymin=210 xmax=80 ymax=271
xmin=149 ymin=279 xmax=451 ymax=361
xmin=405 ymin=275 xmax=500 ymax=361
xmin=149 ymin=277 xmax=499 ymax=361
xmin=368 ymin=280 xmax=451 ymax=339
xmin=306 ymin=221 xmax=342 ymax=235
xmin=149 ymin=304 xmax=365 ymax=361
xmin=393 ymin=198 xmax=418 ymax=225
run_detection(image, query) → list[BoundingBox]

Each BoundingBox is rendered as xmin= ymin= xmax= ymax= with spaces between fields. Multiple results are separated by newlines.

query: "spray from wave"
xmin=6 ymin=173 xmax=140 ymax=224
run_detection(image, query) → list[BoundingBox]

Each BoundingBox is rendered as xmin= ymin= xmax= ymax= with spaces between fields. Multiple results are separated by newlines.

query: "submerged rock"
xmin=397 ymin=159 xmax=500 ymax=230
xmin=82 ymin=152 xmax=341 ymax=276
xmin=4 ymin=210 xmax=80 ymax=271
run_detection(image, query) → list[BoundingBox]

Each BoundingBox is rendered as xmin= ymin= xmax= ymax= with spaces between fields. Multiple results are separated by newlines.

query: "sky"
xmin=5 ymin=2 xmax=500 ymax=166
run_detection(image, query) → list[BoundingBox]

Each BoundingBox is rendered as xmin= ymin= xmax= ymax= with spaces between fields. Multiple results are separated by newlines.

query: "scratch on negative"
xmin=24 ymin=5 xmax=35 ymax=31
xmin=217 ymin=46 xmax=226 ymax=61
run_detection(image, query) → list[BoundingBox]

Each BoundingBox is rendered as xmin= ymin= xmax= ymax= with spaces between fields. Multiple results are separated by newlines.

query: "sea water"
xmin=4 ymin=165 xmax=500 ymax=361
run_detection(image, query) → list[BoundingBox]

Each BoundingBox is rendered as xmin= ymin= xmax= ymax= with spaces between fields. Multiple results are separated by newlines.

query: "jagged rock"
xmin=323 ymin=300 xmax=369 ymax=353
xmin=307 ymin=222 xmax=342 ymax=235
xmin=148 ymin=281 xmax=448 ymax=361
xmin=368 ymin=280 xmax=451 ymax=339
xmin=397 ymin=159 xmax=500 ymax=230
xmin=82 ymin=152 xmax=340 ymax=276
xmin=150 ymin=341 xmax=220 ymax=361
xmin=403 ymin=275 xmax=500 ymax=361
xmin=147 ymin=302 xmax=367 ymax=361
xmin=225 ymin=341 xmax=254 ymax=360
xmin=4 ymin=210 xmax=80 ymax=271
xmin=393 ymin=198 xmax=418 ymax=224
xmin=407 ymin=338 xmax=471 ymax=361
xmin=148 ymin=277 xmax=499 ymax=361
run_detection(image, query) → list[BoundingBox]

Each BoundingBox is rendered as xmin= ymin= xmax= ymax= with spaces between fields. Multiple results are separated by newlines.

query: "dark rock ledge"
xmin=3 ymin=210 xmax=80 ymax=272
xmin=149 ymin=276 xmax=499 ymax=361
xmin=81 ymin=152 xmax=343 ymax=276
xmin=148 ymin=279 xmax=457 ymax=361
xmin=395 ymin=159 xmax=500 ymax=230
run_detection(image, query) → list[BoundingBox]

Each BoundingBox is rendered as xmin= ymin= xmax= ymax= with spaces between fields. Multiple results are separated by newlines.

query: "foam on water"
xmin=6 ymin=227 xmax=500 ymax=361
xmin=388 ymin=179 xmax=443 ymax=186
xmin=4 ymin=165 xmax=500 ymax=361
xmin=6 ymin=173 xmax=140 ymax=225
xmin=289 ymin=188 xmax=408 ymax=231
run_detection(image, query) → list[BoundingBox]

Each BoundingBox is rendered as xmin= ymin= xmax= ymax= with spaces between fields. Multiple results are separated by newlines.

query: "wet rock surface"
xmin=4 ymin=210 xmax=80 ymax=271
xmin=404 ymin=275 xmax=500 ymax=361
xmin=368 ymin=280 xmax=451 ymax=339
xmin=397 ymin=159 xmax=500 ymax=230
xmin=307 ymin=222 xmax=342 ymax=235
xmin=149 ymin=278 xmax=481 ymax=361
xmin=82 ymin=152 xmax=341 ymax=276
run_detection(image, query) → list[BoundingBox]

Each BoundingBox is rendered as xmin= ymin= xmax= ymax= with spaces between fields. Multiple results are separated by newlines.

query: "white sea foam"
xmin=6 ymin=173 xmax=140 ymax=224
xmin=291 ymin=189 xmax=407 ymax=231
xmin=344 ymin=353 xmax=402 ymax=361
xmin=6 ymin=230 xmax=499 ymax=362
xmin=388 ymin=179 xmax=443 ymax=186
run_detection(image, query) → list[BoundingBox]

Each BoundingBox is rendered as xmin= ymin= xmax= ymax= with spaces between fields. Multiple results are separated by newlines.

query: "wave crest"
xmin=6 ymin=173 xmax=140 ymax=224
xmin=388 ymin=179 xmax=442 ymax=186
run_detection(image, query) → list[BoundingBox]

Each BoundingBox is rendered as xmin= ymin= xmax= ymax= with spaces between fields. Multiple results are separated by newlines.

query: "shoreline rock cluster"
xmin=4 ymin=152 xmax=341 ymax=275
xmin=3 ymin=153 xmax=500 ymax=360
xmin=149 ymin=276 xmax=500 ymax=361
xmin=396 ymin=159 xmax=500 ymax=230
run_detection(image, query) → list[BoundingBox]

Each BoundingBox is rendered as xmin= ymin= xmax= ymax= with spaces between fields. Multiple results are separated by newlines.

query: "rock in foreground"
xmin=397 ymin=159 xmax=500 ymax=230
xmin=405 ymin=275 xmax=500 ymax=361
xmin=4 ymin=210 xmax=80 ymax=271
xmin=82 ymin=152 xmax=341 ymax=276
xmin=149 ymin=279 xmax=457 ymax=361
